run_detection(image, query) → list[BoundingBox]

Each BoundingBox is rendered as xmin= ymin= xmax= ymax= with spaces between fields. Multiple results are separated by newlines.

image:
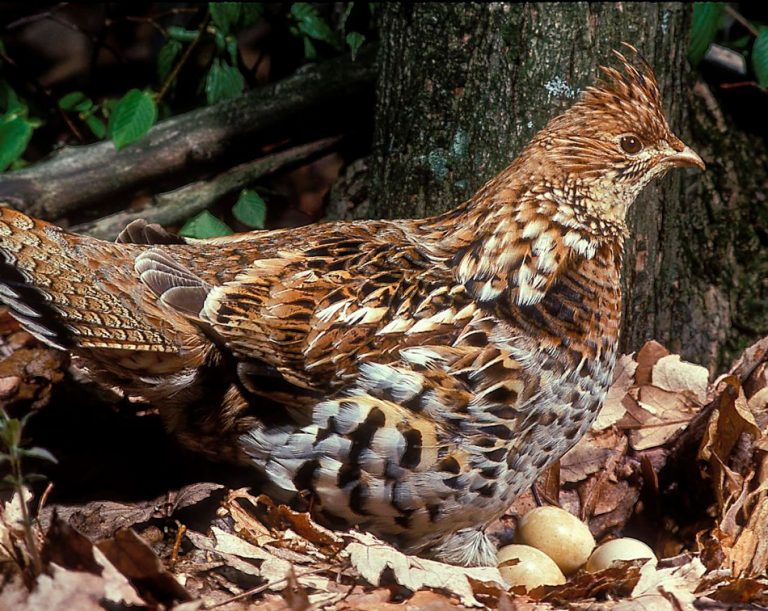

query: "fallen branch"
xmin=74 ymin=137 xmax=340 ymax=240
xmin=0 ymin=47 xmax=377 ymax=221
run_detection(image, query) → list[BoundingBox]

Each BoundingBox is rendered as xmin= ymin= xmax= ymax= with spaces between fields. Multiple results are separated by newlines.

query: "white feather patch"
xmin=316 ymin=299 xmax=350 ymax=323
xmin=376 ymin=317 xmax=412 ymax=335
xmin=477 ymin=280 xmax=502 ymax=301
xmin=399 ymin=346 xmax=445 ymax=367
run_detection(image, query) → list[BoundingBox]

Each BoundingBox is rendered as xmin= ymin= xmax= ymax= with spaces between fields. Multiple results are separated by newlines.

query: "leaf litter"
xmin=2 ymin=301 xmax=768 ymax=608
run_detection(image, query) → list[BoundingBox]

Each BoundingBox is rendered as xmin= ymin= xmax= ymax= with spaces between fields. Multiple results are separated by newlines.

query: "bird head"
xmin=528 ymin=46 xmax=704 ymax=229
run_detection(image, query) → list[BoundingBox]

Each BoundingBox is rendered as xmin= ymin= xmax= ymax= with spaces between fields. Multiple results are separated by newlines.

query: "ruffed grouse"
xmin=0 ymin=50 xmax=703 ymax=566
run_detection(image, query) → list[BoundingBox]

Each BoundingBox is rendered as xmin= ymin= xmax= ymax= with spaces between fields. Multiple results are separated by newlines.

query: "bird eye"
xmin=620 ymin=135 xmax=642 ymax=154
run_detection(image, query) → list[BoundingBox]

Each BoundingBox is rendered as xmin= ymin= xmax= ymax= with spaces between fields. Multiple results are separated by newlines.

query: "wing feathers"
xmin=135 ymin=249 xmax=212 ymax=317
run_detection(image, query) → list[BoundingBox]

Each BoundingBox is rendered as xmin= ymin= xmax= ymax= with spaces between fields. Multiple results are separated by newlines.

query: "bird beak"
xmin=664 ymin=144 xmax=705 ymax=171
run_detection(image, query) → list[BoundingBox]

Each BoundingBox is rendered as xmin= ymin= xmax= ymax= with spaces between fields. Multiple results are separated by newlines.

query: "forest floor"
xmin=1 ymin=309 xmax=768 ymax=609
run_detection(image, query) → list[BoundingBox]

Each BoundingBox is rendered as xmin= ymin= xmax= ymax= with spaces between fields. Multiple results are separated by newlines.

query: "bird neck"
xmin=418 ymin=165 xmax=627 ymax=298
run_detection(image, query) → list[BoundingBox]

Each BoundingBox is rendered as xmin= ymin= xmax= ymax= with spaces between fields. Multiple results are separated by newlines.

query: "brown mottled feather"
xmin=0 ymin=48 xmax=703 ymax=565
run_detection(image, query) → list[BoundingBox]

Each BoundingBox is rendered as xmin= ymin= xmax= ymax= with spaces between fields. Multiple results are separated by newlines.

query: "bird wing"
xmin=134 ymin=220 xmax=476 ymax=394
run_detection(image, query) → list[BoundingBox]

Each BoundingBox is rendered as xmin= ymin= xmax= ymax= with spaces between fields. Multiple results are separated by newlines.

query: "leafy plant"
xmin=0 ymin=409 xmax=57 ymax=576
xmin=108 ymin=89 xmax=158 ymax=150
xmin=754 ymin=27 xmax=768 ymax=87
xmin=179 ymin=188 xmax=268 ymax=239
xmin=232 ymin=189 xmax=267 ymax=229
xmin=688 ymin=3 xmax=768 ymax=90
xmin=288 ymin=2 xmax=368 ymax=60
xmin=0 ymin=81 xmax=40 ymax=171
xmin=205 ymin=58 xmax=245 ymax=105
xmin=180 ymin=210 xmax=233 ymax=238
xmin=689 ymin=2 xmax=725 ymax=66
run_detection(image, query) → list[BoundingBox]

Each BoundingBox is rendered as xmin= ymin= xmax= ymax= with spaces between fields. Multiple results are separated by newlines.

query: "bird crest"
xmin=577 ymin=44 xmax=670 ymax=145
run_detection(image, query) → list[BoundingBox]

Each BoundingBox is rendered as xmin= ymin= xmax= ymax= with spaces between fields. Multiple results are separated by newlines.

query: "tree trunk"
xmin=369 ymin=2 xmax=768 ymax=371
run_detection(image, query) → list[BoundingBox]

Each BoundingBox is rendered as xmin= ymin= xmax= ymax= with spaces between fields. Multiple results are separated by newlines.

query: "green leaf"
xmin=209 ymin=2 xmax=241 ymax=34
xmin=179 ymin=210 xmax=233 ymax=238
xmin=168 ymin=25 xmax=199 ymax=42
xmin=226 ymin=36 xmax=239 ymax=65
xmin=108 ymin=89 xmax=157 ymax=149
xmin=214 ymin=29 xmax=227 ymax=53
xmin=340 ymin=2 xmax=354 ymax=31
xmin=731 ymin=34 xmax=753 ymax=50
xmin=20 ymin=446 xmax=58 ymax=464
xmin=345 ymin=31 xmax=365 ymax=59
xmin=303 ymin=36 xmax=317 ymax=60
xmin=689 ymin=2 xmax=724 ymax=66
xmin=754 ymin=27 xmax=768 ymax=88
xmin=0 ymin=80 xmax=23 ymax=114
xmin=205 ymin=58 xmax=245 ymax=105
xmin=157 ymin=40 xmax=183 ymax=82
xmin=232 ymin=189 xmax=266 ymax=228
xmin=291 ymin=3 xmax=341 ymax=49
xmin=1 ymin=474 xmax=20 ymax=488
xmin=58 ymin=91 xmax=92 ymax=112
xmin=84 ymin=114 xmax=107 ymax=139
xmin=241 ymin=3 xmax=264 ymax=28
xmin=0 ymin=116 xmax=33 ymax=171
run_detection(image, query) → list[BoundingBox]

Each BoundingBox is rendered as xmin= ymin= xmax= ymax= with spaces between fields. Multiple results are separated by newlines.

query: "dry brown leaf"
xmin=0 ymin=487 xmax=35 ymax=567
xmin=729 ymin=335 xmax=768 ymax=381
xmin=561 ymin=429 xmax=627 ymax=484
xmin=611 ymin=557 xmax=705 ymax=610
xmin=727 ymin=495 xmax=768 ymax=577
xmin=699 ymin=376 xmax=761 ymax=508
xmin=212 ymin=525 xmax=275 ymax=561
xmin=0 ymin=347 xmax=66 ymax=408
xmin=537 ymin=560 xmax=643 ymax=604
xmin=635 ymin=341 xmax=670 ymax=385
xmin=652 ymin=354 xmax=709 ymax=403
xmin=342 ymin=589 xmax=467 ymax=610
xmin=26 ymin=563 xmax=141 ymax=610
xmin=36 ymin=516 xmax=144 ymax=608
xmin=621 ymin=386 xmax=698 ymax=450
xmin=97 ymin=527 xmax=192 ymax=606
xmin=707 ymin=576 xmax=768 ymax=604
xmin=0 ymin=575 xmax=29 ymax=610
xmin=748 ymin=386 xmax=768 ymax=414
xmin=44 ymin=483 xmax=224 ymax=540
xmin=184 ymin=528 xmax=263 ymax=581
xmin=593 ymin=354 xmax=638 ymax=431
xmin=226 ymin=489 xmax=342 ymax=552
xmin=344 ymin=530 xmax=505 ymax=607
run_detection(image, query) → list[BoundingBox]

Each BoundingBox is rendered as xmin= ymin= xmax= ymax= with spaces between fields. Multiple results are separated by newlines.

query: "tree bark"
xmin=369 ymin=2 xmax=768 ymax=371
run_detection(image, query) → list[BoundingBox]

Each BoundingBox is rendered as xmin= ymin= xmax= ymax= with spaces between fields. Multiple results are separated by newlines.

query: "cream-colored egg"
xmin=516 ymin=506 xmax=596 ymax=574
xmin=585 ymin=537 xmax=658 ymax=572
xmin=497 ymin=544 xmax=566 ymax=590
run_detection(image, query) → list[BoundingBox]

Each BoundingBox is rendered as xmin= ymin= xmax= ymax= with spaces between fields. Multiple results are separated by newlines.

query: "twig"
xmin=3 ymin=3 xmax=69 ymax=30
xmin=724 ymin=5 xmax=760 ymax=38
xmin=120 ymin=15 xmax=168 ymax=37
xmin=156 ymin=13 xmax=210 ymax=105
xmin=170 ymin=522 xmax=187 ymax=565
xmin=719 ymin=81 xmax=760 ymax=90
xmin=0 ymin=47 xmax=84 ymax=143
xmin=36 ymin=481 xmax=54 ymax=523
xmin=10 ymin=457 xmax=41 ymax=576
xmin=203 ymin=565 xmax=329 ymax=609
xmin=46 ymin=13 xmax=124 ymax=64
xmin=73 ymin=137 xmax=341 ymax=240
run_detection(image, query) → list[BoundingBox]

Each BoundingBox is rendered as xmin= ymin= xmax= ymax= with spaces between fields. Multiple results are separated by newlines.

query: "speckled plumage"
xmin=0 ymin=49 xmax=703 ymax=566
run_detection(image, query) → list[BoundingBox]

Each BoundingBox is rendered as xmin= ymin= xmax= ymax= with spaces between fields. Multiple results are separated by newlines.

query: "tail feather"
xmin=0 ymin=259 xmax=73 ymax=349
xmin=0 ymin=206 xmax=179 ymax=353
